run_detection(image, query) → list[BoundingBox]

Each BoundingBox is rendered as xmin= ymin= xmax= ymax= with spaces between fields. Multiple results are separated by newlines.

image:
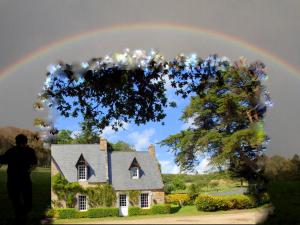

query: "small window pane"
xmin=131 ymin=167 xmax=139 ymax=179
xmin=78 ymin=195 xmax=87 ymax=211
xmin=119 ymin=194 xmax=127 ymax=207
xmin=140 ymin=193 xmax=149 ymax=208
xmin=78 ymin=165 xmax=86 ymax=180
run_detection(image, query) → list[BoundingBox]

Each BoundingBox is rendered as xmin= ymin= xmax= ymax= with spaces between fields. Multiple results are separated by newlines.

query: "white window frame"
xmin=78 ymin=195 xmax=88 ymax=211
xmin=131 ymin=167 xmax=139 ymax=179
xmin=78 ymin=165 xmax=87 ymax=181
xmin=119 ymin=193 xmax=128 ymax=207
xmin=140 ymin=192 xmax=150 ymax=209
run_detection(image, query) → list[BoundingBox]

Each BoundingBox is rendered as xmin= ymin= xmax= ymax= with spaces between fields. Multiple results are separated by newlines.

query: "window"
xmin=140 ymin=193 xmax=149 ymax=208
xmin=131 ymin=167 xmax=139 ymax=179
xmin=119 ymin=194 xmax=127 ymax=207
xmin=78 ymin=195 xmax=87 ymax=211
xmin=78 ymin=165 xmax=87 ymax=180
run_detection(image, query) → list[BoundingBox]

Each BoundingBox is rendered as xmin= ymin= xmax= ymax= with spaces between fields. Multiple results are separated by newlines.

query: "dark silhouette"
xmin=0 ymin=134 xmax=37 ymax=223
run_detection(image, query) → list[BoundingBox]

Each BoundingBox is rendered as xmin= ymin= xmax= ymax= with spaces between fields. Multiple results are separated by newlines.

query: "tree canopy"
xmin=35 ymin=50 xmax=272 ymax=179
xmin=161 ymin=56 xmax=271 ymax=179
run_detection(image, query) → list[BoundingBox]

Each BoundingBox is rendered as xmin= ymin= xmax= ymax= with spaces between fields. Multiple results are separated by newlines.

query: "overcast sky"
xmin=0 ymin=0 xmax=299 ymax=173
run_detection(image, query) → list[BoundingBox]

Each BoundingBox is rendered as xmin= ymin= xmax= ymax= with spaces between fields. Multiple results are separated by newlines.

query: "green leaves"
xmin=40 ymin=52 xmax=271 ymax=180
xmin=160 ymin=56 xmax=271 ymax=178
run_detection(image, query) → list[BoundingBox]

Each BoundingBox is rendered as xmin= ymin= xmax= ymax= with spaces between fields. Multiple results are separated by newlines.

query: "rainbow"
xmin=1 ymin=22 xmax=299 ymax=78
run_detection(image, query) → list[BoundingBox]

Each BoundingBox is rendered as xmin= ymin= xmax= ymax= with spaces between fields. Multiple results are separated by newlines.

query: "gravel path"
xmin=75 ymin=208 xmax=271 ymax=224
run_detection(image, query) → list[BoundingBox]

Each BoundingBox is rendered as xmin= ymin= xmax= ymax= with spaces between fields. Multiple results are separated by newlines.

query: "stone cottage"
xmin=51 ymin=138 xmax=164 ymax=216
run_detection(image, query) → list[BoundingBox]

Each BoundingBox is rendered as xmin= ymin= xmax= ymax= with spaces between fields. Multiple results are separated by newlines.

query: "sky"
xmin=0 ymin=0 xmax=299 ymax=173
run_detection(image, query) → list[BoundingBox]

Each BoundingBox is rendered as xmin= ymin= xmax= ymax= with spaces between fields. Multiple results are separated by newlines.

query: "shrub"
xmin=226 ymin=195 xmax=255 ymax=209
xmin=164 ymin=183 xmax=175 ymax=194
xmin=172 ymin=178 xmax=186 ymax=190
xmin=45 ymin=208 xmax=56 ymax=218
xmin=55 ymin=208 xmax=77 ymax=219
xmin=195 ymin=195 xmax=228 ymax=211
xmin=139 ymin=208 xmax=152 ymax=215
xmin=165 ymin=193 xmax=190 ymax=205
xmin=87 ymin=208 xmax=119 ymax=218
xmin=187 ymin=183 xmax=200 ymax=201
xmin=258 ymin=192 xmax=270 ymax=205
xmin=75 ymin=210 xmax=89 ymax=218
xmin=151 ymin=204 xmax=171 ymax=214
xmin=195 ymin=194 xmax=257 ymax=212
xmin=128 ymin=206 xmax=140 ymax=216
xmin=129 ymin=204 xmax=171 ymax=216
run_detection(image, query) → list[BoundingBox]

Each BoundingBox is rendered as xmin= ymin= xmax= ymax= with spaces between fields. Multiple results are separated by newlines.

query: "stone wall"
xmin=51 ymin=160 xmax=65 ymax=208
xmin=151 ymin=189 xmax=165 ymax=205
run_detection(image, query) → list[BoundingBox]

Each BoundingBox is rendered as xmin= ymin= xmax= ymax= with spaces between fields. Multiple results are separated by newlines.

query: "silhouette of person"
xmin=0 ymin=134 xmax=37 ymax=223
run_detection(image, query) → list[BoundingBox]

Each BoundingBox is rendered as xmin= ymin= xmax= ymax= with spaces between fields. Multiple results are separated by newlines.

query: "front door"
xmin=119 ymin=194 xmax=128 ymax=216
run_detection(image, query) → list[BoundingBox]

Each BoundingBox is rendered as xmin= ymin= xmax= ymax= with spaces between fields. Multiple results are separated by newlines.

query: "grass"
xmin=163 ymin=172 xmax=248 ymax=196
xmin=0 ymin=166 xmax=51 ymax=225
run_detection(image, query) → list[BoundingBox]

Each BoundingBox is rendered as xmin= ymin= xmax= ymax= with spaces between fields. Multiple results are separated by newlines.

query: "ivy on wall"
xmin=86 ymin=184 xmax=116 ymax=207
xmin=128 ymin=190 xmax=141 ymax=206
xmin=51 ymin=174 xmax=116 ymax=208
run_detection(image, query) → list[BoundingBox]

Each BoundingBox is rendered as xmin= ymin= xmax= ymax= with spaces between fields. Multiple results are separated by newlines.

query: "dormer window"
xmin=131 ymin=167 xmax=139 ymax=179
xmin=76 ymin=154 xmax=88 ymax=181
xmin=78 ymin=165 xmax=87 ymax=180
xmin=129 ymin=157 xmax=141 ymax=179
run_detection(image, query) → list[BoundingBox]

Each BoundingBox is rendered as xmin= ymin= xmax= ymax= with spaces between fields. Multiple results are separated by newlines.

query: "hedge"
xmin=151 ymin=204 xmax=171 ymax=214
xmin=53 ymin=207 xmax=119 ymax=219
xmin=128 ymin=206 xmax=140 ymax=216
xmin=55 ymin=208 xmax=77 ymax=219
xmin=165 ymin=193 xmax=191 ymax=205
xmin=128 ymin=204 xmax=171 ymax=216
xmin=88 ymin=208 xmax=119 ymax=218
xmin=195 ymin=194 xmax=263 ymax=212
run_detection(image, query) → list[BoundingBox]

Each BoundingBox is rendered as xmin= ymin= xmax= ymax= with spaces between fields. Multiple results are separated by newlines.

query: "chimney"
xmin=148 ymin=144 xmax=156 ymax=159
xmin=99 ymin=137 xmax=109 ymax=181
xmin=99 ymin=138 xmax=107 ymax=151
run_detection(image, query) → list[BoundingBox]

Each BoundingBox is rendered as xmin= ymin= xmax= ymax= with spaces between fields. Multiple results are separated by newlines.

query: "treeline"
xmin=54 ymin=128 xmax=135 ymax=152
xmin=262 ymin=154 xmax=300 ymax=181
xmin=0 ymin=126 xmax=50 ymax=167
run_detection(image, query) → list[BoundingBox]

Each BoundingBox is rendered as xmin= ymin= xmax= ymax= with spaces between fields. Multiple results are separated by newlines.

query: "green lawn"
xmin=0 ymin=166 xmax=51 ymax=225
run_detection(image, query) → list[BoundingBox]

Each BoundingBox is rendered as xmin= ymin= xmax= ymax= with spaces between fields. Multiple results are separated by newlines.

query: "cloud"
xmin=163 ymin=75 xmax=172 ymax=91
xmin=194 ymin=157 xmax=210 ymax=174
xmin=101 ymin=122 xmax=130 ymax=141
xmin=159 ymin=160 xmax=180 ymax=174
xmin=181 ymin=116 xmax=197 ymax=130
xmin=128 ymin=128 xmax=155 ymax=150
xmin=159 ymin=157 xmax=213 ymax=174
xmin=70 ymin=130 xmax=81 ymax=139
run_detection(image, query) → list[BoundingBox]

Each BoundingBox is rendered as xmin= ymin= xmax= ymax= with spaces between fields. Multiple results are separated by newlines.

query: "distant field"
xmin=0 ymin=166 xmax=50 ymax=225
xmin=162 ymin=172 xmax=247 ymax=195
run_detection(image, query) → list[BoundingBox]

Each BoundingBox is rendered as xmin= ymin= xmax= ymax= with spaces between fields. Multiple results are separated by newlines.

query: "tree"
xmin=35 ymin=51 xmax=271 ymax=181
xmin=55 ymin=129 xmax=73 ymax=144
xmin=161 ymin=55 xmax=271 ymax=181
xmin=263 ymin=154 xmax=300 ymax=181
xmin=164 ymin=183 xmax=175 ymax=194
xmin=187 ymin=183 xmax=200 ymax=200
xmin=172 ymin=177 xmax=186 ymax=190
xmin=109 ymin=141 xmax=135 ymax=151
xmin=73 ymin=120 xmax=99 ymax=144
xmin=291 ymin=154 xmax=300 ymax=177
xmin=35 ymin=50 xmax=172 ymax=133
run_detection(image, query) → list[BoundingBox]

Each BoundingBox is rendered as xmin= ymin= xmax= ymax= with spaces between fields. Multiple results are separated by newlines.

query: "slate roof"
xmin=51 ymin=144 xmax=107 ymax=183
xmin=109 ymin=151 xmax=164 ymax=190
xmin=51 ymin=144 xmax=164 ymax=191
